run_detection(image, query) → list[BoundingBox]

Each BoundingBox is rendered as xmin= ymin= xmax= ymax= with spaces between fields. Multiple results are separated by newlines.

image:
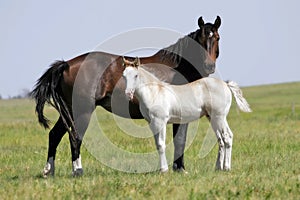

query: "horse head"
xmin=196 ymin=16 xmax=221 ymax=74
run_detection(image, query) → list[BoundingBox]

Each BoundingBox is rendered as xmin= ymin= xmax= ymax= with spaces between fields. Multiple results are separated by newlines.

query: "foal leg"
xmin=43 ymin=117 xmax=67 ymax=178
xmin=210 ymin=116 xmax=226 ymax=170
xmin=150 ymin=119 xmax=168 ymax=172
xmin=172 ymin=123 xmax=188 ymax=172
xmin=223 ymin=120 xmax=233 ymax=170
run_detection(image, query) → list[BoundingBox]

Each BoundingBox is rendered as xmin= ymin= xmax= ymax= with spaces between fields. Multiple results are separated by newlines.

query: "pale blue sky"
xmin=0 ymin=0 xmax=299 ymax=98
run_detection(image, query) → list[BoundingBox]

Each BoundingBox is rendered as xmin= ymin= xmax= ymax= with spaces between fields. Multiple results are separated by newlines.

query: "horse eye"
xmin=134 ymin=75 xmax=138 ymax=78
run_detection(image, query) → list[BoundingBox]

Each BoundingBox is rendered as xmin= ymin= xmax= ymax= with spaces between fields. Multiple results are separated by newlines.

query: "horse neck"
xmin=151 ymin=30 xmax=207 ymax=82
xmin=153 ymin=37 xmax=187 ymax=67
xmin=137 ymin=67 xmax=162 ymax=86
xmin=154 ymin=31 xmax=198 ymax=64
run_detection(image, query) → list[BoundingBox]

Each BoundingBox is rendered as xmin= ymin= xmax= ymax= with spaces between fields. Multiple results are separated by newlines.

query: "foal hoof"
xmin=72 ymin=168 xmax=84 ymax=177
xmin=160 ymin=168 xmax=169 ymax=173
xmin=215 ymin=166 xmax=231 ymax=171
xmin=224 ymin=167 xmax=231 ymax=171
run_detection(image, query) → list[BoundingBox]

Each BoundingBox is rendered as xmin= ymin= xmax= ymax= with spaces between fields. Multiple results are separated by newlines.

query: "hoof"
xmin=173 ymin=167 xmax=188 ymax=174
xmin=42 ymin=162 xmax=54 ymax=178
xmin=172 ymin=163 xmax=185 ymax=170
xmin=72 ymin=168 xmax=84 ymax=177
xmin=172 ymin=163 xmax=187 ymax=174
xmin=215 ymin=166 xmax=230 ymax=171
xmin=160 ymin=168 xmax=169 ymax=173
xmin=224 ymin=164 xmax=231 ymax=171
xmin=224 ymin=167 xmax=231 ymax=171
xmin=178 ymin=168 xmax=188 ymax=174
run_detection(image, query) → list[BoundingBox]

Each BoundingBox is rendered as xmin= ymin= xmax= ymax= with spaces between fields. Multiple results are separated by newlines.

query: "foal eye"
xmin=134 ymin=75 xmax=138 ymax=78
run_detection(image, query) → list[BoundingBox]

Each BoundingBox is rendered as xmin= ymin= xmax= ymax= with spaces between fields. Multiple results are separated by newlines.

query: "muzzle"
xmin=204 ymin=61 xmax=216 ymax=74
xmin=205 ymin=40 xmax=217 ymax=74
xmin=204 ymin=51 xmax=216 ymax=75
xmin=125 ymin=89 xmax=135 ymax=101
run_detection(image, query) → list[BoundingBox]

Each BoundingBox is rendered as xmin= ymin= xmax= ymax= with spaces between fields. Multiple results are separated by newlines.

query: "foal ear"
xmin=122 ymin=57 xmax=132 ymax=67
xmin=134 ymin=57 xmax=140 ymax=67
xmin=214 ymin=16 xmax=221 ymax=29
xmin=198 ymin=16 xmax=205 ymax=28
xmin=122 ymin=56 xmax=126 ymax=67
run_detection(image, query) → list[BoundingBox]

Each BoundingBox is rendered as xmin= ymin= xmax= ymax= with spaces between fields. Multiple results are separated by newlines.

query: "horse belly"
xmin=98 ymin=93 xmax=143 ymax=119
xmin=166 ymin=88 xmax=204 ymax=124
xmin=168 ymin=106 xmax=203 ymax=124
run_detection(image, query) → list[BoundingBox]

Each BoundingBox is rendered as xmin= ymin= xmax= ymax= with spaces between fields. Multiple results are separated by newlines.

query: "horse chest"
xmin=139 ymin=99 xmax=169 ymax=122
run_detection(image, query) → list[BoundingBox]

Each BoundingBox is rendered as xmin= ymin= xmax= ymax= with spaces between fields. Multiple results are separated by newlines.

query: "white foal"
xmin=122 ymin=60 xmax=251 ymax=172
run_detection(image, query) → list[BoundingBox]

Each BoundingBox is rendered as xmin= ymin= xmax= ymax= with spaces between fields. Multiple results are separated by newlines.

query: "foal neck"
xmin=134 ymin=67 xmax=167 ymax=104
xmin=138 ymin=67 xmax=163 ymax=85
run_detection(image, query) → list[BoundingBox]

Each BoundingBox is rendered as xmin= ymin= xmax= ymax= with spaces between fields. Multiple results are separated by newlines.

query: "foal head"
xmin=196 ymin=16 xmax=221 ymax=72
xmin=122 ymin=57 xmax=140 ymax=101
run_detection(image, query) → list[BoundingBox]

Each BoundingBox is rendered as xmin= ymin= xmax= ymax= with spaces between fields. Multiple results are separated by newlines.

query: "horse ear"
xmin=198 ymin=17 xmax=204 ymax=28
xmin=214 ymin=16 xmax=221 ymax=29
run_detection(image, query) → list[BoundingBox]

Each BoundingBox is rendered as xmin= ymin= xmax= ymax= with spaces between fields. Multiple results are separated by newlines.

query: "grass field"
xmin=0 ymin=82 xmax=299 ymax=199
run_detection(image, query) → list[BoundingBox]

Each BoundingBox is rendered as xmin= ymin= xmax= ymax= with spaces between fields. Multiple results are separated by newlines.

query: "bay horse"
xmin=122 ymin=58 xmax=251 ymax=171
xmin=31 ymin=16 xmax=222 ymax=177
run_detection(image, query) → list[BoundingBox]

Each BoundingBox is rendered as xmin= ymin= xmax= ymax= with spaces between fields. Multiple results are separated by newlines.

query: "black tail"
xmin=31 ymin=60 xmax=71 ymax=129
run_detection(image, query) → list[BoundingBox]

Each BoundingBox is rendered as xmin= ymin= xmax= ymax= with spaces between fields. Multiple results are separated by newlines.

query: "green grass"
xmin=0 ymin=82 xmax=300 ymax=199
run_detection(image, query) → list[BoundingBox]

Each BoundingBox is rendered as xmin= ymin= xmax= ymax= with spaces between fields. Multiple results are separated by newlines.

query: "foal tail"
xmin=30 ymin=60 xmax=71 ymax=129
xmin=227 ymin=81 xmax=252 ymax=113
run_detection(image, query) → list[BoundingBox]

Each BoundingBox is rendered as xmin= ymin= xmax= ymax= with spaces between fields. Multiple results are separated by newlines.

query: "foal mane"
xmin=123 ymin=56 xmax=176 ymax=83
xmin=138 ymin=66 xmax=170 ymax=86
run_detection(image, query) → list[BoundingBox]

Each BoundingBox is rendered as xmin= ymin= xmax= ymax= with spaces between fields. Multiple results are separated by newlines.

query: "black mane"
xmin=157 ymin=30 xmax=200 ymax=66
xmin=156 ymin=30 xmax=210 ymax=83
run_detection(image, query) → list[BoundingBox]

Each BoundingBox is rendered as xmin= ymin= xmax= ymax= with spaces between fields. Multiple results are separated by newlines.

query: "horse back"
xmin=196 ymin=77 xmax=232 ymax=116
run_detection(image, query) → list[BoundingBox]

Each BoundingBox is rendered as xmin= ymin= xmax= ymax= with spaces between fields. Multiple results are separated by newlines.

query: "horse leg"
xmin=223 ymin=120 xmax=233 ymax=171
xmin=43 ymin=117 xmax=67 ymax=178
xmin=172 ymin=123 xmax=188 ymax=172
xmin=210 ymin=116 xmax=226 ymax=170
xmin=69 ymin=109 xmax=94 ymax=176
xmin=69 ymin=132 xmax=83 ymax=176
xmin=150 ymin=118 xmax=168 ymax=172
